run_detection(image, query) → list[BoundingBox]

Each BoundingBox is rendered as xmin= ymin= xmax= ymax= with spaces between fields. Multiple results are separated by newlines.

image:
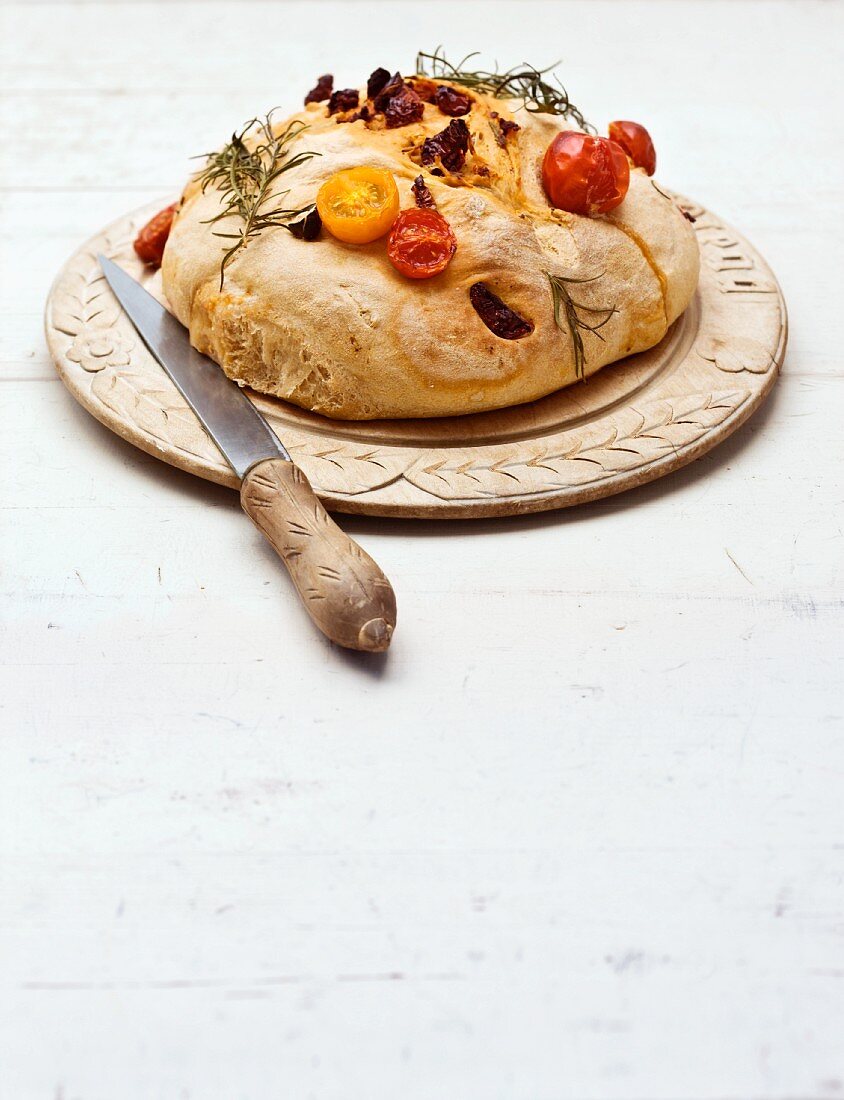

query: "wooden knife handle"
xmin=240 ymin=458 xmax=396 ymax=652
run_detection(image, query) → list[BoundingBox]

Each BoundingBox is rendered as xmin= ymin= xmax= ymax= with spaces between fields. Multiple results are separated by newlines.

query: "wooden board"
xmin=45 ymin=194 xmax=786 ymax=519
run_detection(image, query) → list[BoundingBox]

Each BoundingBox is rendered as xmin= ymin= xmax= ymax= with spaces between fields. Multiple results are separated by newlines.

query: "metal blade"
xmin=98 ymin=255 xmax=289 ymax=478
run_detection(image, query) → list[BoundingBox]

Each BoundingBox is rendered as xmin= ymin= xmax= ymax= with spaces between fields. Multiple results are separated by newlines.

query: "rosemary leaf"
xmin=416 ymin=47 xmax=594 ymax=134
xmin=651 ymin=180 xmax=674 ymax=204
xmin=195 ymin=111 xmax=319 ymax=288
xmin=546 ymin=272 xmax=618 ymax=380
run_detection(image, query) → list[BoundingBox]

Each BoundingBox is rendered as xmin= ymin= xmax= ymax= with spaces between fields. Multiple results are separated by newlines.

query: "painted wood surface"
xmin=1 ymin=2 xmax=843 ymax=1098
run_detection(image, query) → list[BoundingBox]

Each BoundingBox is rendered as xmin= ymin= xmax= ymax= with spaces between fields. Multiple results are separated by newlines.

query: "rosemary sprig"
xmin=651 ymin=180 xmax=673 ymax=203
xmin=195 ymin=111 xmax=319 ymax=288
xmin=416 ymin=47 xmax=594 ymax=133
xmin=547 ymin=272 xmax=618 ymax=380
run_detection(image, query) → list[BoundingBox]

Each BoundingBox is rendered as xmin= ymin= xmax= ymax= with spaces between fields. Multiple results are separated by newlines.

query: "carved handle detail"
xmin=240 ymin=459 xmax=397 ymax=652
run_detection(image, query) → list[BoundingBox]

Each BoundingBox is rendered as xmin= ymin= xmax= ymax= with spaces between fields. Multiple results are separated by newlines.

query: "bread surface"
xmin=161 ymin=84 xmax=699 ymax=419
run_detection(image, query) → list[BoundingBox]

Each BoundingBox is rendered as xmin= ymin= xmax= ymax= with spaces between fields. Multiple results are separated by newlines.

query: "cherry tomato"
xmin=608 ymin=120 xmax=656 ymax=176
xmin=386 ymin=208 xmax=457 ymax=280
xmin=541 ymin=132 xmax=630 ymax=216
xmin=316 ymin=167 xmax=399 ymax=244
xmin=133 ymin=204 xmax=177 ymax=267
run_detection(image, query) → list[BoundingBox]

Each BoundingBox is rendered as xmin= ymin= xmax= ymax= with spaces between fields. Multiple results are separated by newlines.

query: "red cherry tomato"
xmin=541 ymin=132 xmax=630 ymax=216
xmin=133 ymin=204 xmax=177 ymax=267
xmin=386 ymin=208 xmax=457 ymax=279
xmin=608 ymin=120 xmax=656 ymax=176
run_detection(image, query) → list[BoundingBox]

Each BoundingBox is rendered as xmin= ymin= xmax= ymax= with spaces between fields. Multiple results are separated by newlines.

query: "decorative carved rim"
xmin=45 ymin=194 xmax=786 ymax=519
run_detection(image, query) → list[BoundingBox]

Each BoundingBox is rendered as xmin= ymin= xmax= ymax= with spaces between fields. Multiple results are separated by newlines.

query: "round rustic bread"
xmin=161 ymin=80 xmax=699 ymax=420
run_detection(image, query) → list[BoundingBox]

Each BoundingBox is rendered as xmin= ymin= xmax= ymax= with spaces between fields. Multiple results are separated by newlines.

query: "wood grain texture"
xmin=241 ymin=459 xmax=396 ymax=650
xmin=45 ymin=195 xmax=786 ymax=517
xmin=3 ymin=2 xmax=844 ymax=1099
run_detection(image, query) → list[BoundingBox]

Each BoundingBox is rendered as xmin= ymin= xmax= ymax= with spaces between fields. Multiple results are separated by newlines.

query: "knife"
xmin=98 ymin=255 xmax=396 ymax=653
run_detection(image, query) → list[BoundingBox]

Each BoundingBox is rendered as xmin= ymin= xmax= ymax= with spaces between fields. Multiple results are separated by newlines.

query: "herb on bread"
xmin=196 ymin=112 xmax=319 ymax=288
xmin=416 ymin=48 xmax=594 ymax=133
xmin=547 ymin=273 xmax=618 ymax=380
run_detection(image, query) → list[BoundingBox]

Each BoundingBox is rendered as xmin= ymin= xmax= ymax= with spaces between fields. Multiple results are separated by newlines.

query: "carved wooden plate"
xmin=46 ymin=195 xmax=786 ymax=518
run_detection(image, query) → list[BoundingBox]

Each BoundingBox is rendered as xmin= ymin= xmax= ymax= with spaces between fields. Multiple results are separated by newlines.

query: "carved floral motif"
xmin=696 ymin=336 xmax=776 ymax=376
xmin=67 ymin=330 xmax=134 ymax=373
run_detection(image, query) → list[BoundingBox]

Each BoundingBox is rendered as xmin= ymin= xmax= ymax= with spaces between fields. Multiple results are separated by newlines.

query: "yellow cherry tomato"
xmin=316 ymin=167 xmax=400 ymax=244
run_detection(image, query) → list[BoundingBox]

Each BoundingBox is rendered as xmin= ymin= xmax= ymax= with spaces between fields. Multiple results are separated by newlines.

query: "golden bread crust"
xmin=161 ymin=86 xmax=699 ymax=419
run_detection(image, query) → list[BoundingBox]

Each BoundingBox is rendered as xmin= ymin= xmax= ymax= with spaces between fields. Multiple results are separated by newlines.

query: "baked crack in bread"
xmin=149 ymin=56 xmax=699 ymax=420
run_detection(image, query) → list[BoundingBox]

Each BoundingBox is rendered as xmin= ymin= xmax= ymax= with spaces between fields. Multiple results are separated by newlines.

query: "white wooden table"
xmin=1 ymin=2 xmax=843 ymax=1097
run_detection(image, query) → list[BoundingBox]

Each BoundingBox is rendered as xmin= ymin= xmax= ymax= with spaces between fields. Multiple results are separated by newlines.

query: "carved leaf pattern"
xmin=404 ymin=391 xmax=751 ymax=500
xmin=91 ymin=369 xmax=225 ymax=465
xmin=285 ymin=441 xmax=406 ymax=494
xmin=50 ymin=261 xmax=123 ymax=338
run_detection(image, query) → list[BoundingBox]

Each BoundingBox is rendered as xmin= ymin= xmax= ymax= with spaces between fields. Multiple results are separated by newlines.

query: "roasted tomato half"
xmin=316 ymin=167 xmax=399 ymax=244
xmin=386 ymin=208 xmax=457 ymax=279
xmin=608 ymin=120 xmax=656 ymax=176
xmin=541 ymin=132 xmax=630 ymax=216
xmin=133 ymin=203 xmax=177 ymax=267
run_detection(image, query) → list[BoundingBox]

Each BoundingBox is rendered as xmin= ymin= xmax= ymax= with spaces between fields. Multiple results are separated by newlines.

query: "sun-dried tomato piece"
xmin=411 ymin=174 xmax=436 ymax=209
xmin=369 ymin=71 xmax=424 ymax=127
xmin=469 ymin=283 xmax=534 ymax=340
xmin=305 ymin=74 xmax=333 ymax=105
xmin=490 ymin=112 xmax=520 ymax=147
xmin=434 ymin=85 xmax=472 ymax=116
xmin=328 ymin=88 xmax=360 ymax=115
xmin=421 ymin=118 xmax=470 ymax=173
xmin=285 ymin=207 xmax=322 ymax=241
xmin=133 ymin=204 xmax=177 ymax=268
xmin=367 ymin=67 xmax=392 ymax=100
xmin=499 ymin=117 xmax=520 ymax=140
xmin=373 ymin=72 xmax=404 ymax=111
xmin=384 ymin=85 xmax=424 ymax=128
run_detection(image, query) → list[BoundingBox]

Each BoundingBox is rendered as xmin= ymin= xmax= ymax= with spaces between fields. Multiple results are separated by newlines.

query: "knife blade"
xmin=99 ymin=255 xmax=290 ymax=477
xmin=98 ymin=254 xmax=396 ymax=653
